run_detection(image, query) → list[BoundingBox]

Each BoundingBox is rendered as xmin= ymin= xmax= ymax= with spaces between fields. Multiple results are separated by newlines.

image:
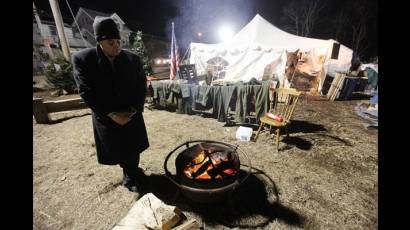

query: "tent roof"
xmin=223 ymin=14 xmax=333 ymax=51
xmin=189 ymin=14 xmax=353 ymax=90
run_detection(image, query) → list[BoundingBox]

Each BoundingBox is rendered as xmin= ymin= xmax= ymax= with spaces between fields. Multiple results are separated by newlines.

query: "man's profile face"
xmin=99 ymin=39 xmax=121 ymax=57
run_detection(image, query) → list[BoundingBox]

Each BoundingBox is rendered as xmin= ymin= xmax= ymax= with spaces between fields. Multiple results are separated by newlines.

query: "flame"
xmin=183 ymin=149 xmax=237 ymax=181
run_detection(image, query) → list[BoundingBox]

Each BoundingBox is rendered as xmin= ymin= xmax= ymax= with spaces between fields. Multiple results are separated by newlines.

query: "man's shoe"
xmin=129 ymin=169 xmax=149 ymax=186
xmin=125 ymin=184 xmax=139 ymax=193
xmin=122 ymin=179 xmax=139 ymax=193
xmin=122 ymin=174 xmax=140 ymax=193
xmin=122 ymin=174 xmax=133 ymax=185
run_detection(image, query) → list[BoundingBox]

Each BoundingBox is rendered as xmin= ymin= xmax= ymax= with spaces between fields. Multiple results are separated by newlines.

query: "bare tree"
xmin=281 ymin=0 xmax=376 ymax=59
xmin=282 ymin=1 xmax=300 ymax=35
xmin=350 ymin=17 xmax=368 ymax=57
xmin=281 ymin=0 xmax=327 ymax=37
xmin=345 ymin=0 xmax=372 ymax=57
xmin=302 ymin=0 xmax=327 ymax=36
xmin=333 ymin=9 xmax=348 ymax=42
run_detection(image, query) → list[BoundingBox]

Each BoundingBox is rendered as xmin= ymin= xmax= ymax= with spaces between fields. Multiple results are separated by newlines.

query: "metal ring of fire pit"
xmin=164 ymin=140 xmax=252 ymax=200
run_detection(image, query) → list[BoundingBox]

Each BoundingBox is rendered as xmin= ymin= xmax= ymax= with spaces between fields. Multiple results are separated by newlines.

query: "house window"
xmin=49 ymin=26 xmax=57 ymax=36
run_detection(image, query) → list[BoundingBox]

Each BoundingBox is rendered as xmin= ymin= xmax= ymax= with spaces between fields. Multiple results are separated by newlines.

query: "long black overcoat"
xmin=73 ymin=46 xmax=149 ymax=165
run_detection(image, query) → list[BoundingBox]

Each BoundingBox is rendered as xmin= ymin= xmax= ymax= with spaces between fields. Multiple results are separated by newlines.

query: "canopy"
xmin=189 ymin=14 xmax=353 ymax=92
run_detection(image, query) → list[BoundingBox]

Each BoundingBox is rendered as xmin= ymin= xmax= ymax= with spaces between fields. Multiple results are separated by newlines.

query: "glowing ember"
xmin=183 ymin=146 xmax=238 ymax=181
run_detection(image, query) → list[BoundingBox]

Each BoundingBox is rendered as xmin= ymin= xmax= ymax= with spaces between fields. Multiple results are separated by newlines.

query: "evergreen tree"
xmin=132 ymin=31 xmax=153 ymax=76
xmin=44 ymin=55 xmax=75 ymax=93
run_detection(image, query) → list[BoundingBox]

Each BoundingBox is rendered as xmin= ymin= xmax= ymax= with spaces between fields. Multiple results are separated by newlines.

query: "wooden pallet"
xmin=327 ymin=73 xmax=346 ymax=101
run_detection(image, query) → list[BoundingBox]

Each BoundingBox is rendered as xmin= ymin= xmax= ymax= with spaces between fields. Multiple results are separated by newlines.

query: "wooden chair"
xmin=254 ymin=88 xmax=301 ymax=151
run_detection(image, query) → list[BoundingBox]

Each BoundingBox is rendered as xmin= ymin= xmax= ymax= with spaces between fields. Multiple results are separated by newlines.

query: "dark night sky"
xmin=33 ymin=0 xmax=377 ymax=59
xmin=34 ymin=0 xmax=286 ymax=44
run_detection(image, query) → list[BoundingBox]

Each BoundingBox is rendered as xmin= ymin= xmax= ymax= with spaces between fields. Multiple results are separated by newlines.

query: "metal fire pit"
xmin=164 ymin=140 xmax=252 ymax=203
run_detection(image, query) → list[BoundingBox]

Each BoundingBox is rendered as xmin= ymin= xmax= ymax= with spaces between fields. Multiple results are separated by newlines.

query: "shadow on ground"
xmin=137 ymin=167 xmax=305 ymax=228
xmin=281 ymin=132 xmax=352 ymax=150
xmin=282 ymin=136 xmax=313 ymax=150
xmin=250 ymin=120 xmax=326 ymax=151
xmin=46 ymin=112 xmax=91 ymax=124
xmin=287 ymin=120 xmax=327 ymax=134
xmin=348 ymin=92 xmax=372 ymax=100
xmin=251 ymin=120 xmax=353 ymax=151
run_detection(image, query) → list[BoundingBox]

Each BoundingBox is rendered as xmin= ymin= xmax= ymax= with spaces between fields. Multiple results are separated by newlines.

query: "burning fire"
xmin=183 ymin=146 xmax=238 ymax=181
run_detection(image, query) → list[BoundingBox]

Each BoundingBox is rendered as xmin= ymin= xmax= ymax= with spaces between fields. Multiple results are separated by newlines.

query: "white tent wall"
xmin=189 ymin=14 xmax=352 ymax=93
xmin=275 ymin=51 xmax=289 ymax=88
xmin=327 ymin=42 xmax=354 ymax=77
xmin=190 ymin=42 xmax=287 ymax=84
xmin=309 ymin=46 xmax=332 ymax=92
xmin=222 ymin=45 xmax=284 ymax=82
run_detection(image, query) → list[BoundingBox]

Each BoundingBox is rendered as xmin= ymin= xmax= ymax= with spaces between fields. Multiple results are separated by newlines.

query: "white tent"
xmin=189 ymin=14 xmax=352 ymax=92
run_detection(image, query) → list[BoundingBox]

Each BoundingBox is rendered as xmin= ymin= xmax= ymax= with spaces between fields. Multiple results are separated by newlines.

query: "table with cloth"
xmin=149 ymin=80 xmax=272 ymax=124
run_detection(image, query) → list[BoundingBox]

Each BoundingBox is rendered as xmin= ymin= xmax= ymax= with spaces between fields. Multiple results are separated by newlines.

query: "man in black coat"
xmin=73 ymin=17 xmax=149 ymax=192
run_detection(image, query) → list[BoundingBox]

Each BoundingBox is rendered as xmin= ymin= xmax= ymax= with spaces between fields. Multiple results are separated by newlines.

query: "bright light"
xmin=197 ymin=32 xmax=203 ymax=37
xmin=156 ymin=59 xmax=162 ymax=65
xmin=218 ymin=25 xmax=233 ymax=42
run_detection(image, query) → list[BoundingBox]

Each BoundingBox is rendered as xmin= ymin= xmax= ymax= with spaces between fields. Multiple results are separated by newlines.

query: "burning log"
xmin=183 ymin=145 xmax=238 ymax=181
xmin=166 ymin=140 xmax=251 ymax=203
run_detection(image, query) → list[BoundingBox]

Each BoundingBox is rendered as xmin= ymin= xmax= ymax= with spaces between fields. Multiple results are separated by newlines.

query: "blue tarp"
xmin=355 ymin=102 xmax=378 ymax=130
xmin=339 ymin=76 xmax=360 ymax=100
xmin=369 ymin=90 xmax=378 ymax=105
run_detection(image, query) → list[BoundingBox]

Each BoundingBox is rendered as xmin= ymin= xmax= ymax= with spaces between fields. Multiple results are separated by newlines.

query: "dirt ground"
xmin=33 ymin=95 xmax=378 ymax=230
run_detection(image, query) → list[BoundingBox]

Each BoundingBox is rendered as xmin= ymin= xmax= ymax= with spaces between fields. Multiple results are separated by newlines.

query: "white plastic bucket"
xmin=236 ymin=126 xmax=253 ymax=141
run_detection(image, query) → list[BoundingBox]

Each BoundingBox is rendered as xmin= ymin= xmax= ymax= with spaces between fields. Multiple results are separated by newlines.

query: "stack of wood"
xmin=112 ymin=193 xmax=200 ymax=230
xmin=326 ymin=72 xmax=346 ymax=101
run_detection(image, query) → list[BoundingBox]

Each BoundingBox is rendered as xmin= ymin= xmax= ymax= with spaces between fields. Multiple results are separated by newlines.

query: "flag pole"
xmin=169 ymin=22 xmax=175 ymax=80
xmin=169 ymin=22 xmax=180 ymax=80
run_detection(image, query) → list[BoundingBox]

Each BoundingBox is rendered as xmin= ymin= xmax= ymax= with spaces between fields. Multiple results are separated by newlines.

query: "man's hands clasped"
xmin=108 ymin=112 xmax=135 ymax=126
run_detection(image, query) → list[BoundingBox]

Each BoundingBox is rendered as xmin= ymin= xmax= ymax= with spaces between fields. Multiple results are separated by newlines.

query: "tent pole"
xmin=289 ymin=68 xmax=297 ymax=88
xmin=180 ymin=45 xmax=191 ymax=65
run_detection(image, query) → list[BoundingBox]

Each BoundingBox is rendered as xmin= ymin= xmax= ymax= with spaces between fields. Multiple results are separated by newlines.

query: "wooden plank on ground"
xmin=44 ymin=98 xmax=88 ymax=113
xmin=33 ymin=97 xmax=51 ymax=124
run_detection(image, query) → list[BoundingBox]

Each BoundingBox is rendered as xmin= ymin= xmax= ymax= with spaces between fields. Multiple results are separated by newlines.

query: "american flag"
xmin=169 ymin=22 xmax=180 ymax=80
